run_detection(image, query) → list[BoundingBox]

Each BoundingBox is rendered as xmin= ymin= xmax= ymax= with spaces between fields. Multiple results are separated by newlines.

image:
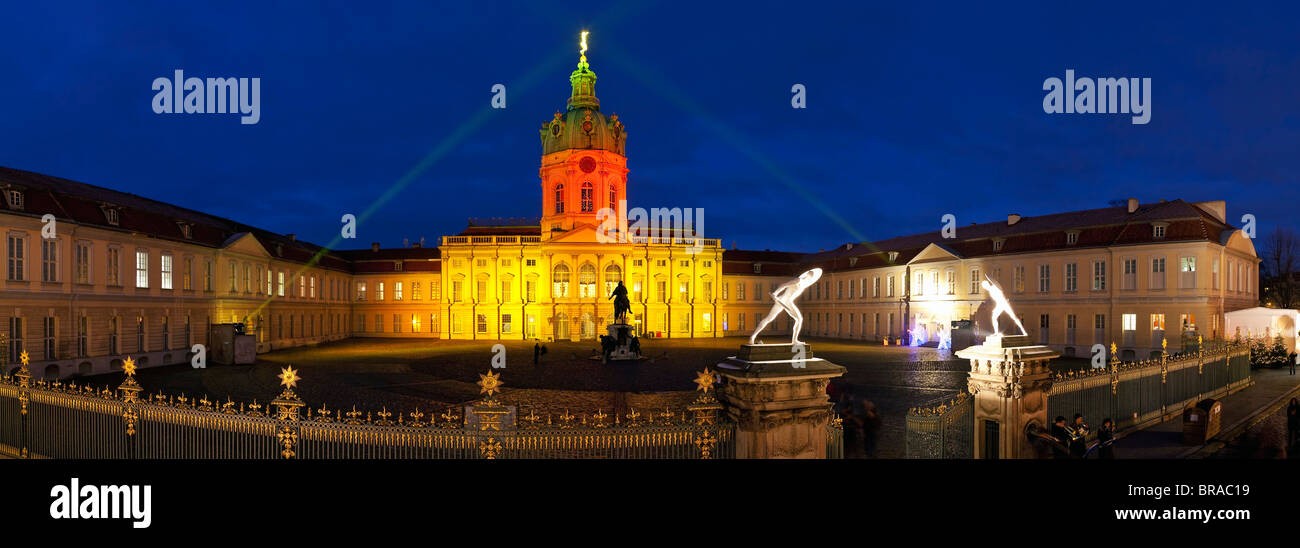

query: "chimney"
xmin=403 ymin=238 xmax=409 ymax=248
xmin=1127 ymin=198 xmax=1139 ymax=213
xmin=1007 ymin=214 xmax=1021 ymax=226
xmin=371 ymin=242 xmax=380 ymax=252
xmin=411 ymin=242 xmax=422 ymax=249
xmin=286 ymin=233 xmax=296 ymax=241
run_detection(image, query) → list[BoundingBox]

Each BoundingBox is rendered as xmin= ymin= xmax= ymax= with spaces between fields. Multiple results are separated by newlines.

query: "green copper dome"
xmin=539 ymin=34 xmax=627 ymax=156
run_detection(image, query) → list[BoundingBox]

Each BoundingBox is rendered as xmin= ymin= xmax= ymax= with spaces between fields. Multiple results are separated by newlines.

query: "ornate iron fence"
xmin=0 ymin=352 xmax=771 ymax=459
xmin=905 ymin=391 xmax=973 ymax=459
xmin=903 ymin=341 xmax=1251 ymax=459
xmin=1048 ymin=342 xmax=1251 ymax=433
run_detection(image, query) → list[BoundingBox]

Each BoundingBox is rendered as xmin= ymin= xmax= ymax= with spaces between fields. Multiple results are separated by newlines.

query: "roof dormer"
xmin=1065 ymin=230 xmax=1080 ymax=245
xmin=99 ymin=203 xmax=121 ymax=226
xmin=3 ymin=187 xmax=25 ymax=211
xmin=1152 ymin=222 xmax=1169 ymax=240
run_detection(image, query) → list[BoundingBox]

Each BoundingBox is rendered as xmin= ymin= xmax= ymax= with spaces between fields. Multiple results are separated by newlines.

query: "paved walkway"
xmin=1115 ymin=367 xmax=1300 ymax=459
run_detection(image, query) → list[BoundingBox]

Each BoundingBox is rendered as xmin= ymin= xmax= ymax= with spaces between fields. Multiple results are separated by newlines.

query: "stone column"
xmin=956 ymin=335 xmax=1058 ymax=459
xmin=716 ymin=343 xmax=845 ymax=459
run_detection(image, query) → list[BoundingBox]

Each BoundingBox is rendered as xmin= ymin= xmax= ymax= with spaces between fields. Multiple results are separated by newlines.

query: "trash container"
xmin=1182 ymin=398 xmax=1222 ymax=444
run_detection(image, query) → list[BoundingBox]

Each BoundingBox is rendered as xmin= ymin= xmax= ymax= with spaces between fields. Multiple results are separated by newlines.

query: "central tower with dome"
xmin=539 ymin=31 xmax=629 ymax=240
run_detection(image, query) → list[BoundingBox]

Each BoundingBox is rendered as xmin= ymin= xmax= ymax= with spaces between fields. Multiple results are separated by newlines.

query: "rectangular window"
xmin=393 ymin=314 xmax=401 ymax=333
xmin=872 ymin=276 xmax=881 ymax=298
xmin=945 ymin=270 xmax=955 ymax=295
xmin=1180 ymin=256 xmax=1197 ymax=289
xmin=394 ymin=281 xmax=403 ymax=301
xmin=1151 ymin=257 xmax=1166 ymax=290
xmin=1037 ymin=264 xmax=1049 ymax=293
xmin=378 ymin=281 xmax=387 ymax=301
xmin=736 ymin=282 xmax=746 ymax=301
xmin=8 ymin=317 xmax=23 ymax=363
xmin=430 ymin=280 xmax=441 ymax=300
xmin=6 ymin=234 xmax=25 ymax=281
xmin=183 ymin=258 xmax=193 ymax=290
xmin=310 ymin=276 xmax=317 ymax=298
xmin=277 ymin=272 xmax=285 ymax=296
xmin=160 ymin=254 xmax=173 ymax=289
xmin=1013 ymin=266 xmax=1025 ymax=293
xmin=476 ymin=280 xmax=487 ymax=302
xmin=525 ymin=280 xmax=536 ymax=302
xmin=476 ymin=314 xmax=488 ymax=334
xmin=703 ymin=281 xmax=713 ymax=302
xmin=107 ymin=247 xmax=122 ymax=286
xmin=41 ymin=239 xmax=58 ymax=282
xmin=914 ymin=271 xmax=924 ymax=296
xmin=1122 ymin=258 xmax=1137 ymax=290
xmin=679 ymin=281 xmax=690 ymax=302
xmin=453 ymin=281 xmax=464 ymax=302
xmin=1212 ymin=259 xmax=1219 ymax=289
xmin=78 ymin=315 xmax=88 ymax=357
xmin=43 ymin=316 xmax=55 ymax=360
xmin=412 ymin=282 xmax=422 ymax=300
xmin=501 ymin=280 xmax=511 ymax=302
xmin=887 ymin=275 xmax=895 ymax=297
xmin=501 ymin=314 xmax=512 ymax=334
xmin=298 ymin=275 xmax=306 ymax=297
xmin=75 ymin=242 xmax=90 ymax=284
xmin=969 ymin=268 xmax=980 ymax=294
xmin=1065 ymin=263 xmax=1077 ymax=292
xmin=1122 ymin=313 xmax=1136 ymax=331
xmin=1092 ymin=261 xmax=1106 ymax=291
xmin=135 ymin=250 xmax=149 ymax=288
xmin=356 ymin=281 xmax=367 ymax=301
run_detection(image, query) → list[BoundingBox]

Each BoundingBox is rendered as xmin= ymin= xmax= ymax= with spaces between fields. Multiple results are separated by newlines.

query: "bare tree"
xmin=1260 ymin=226 xmax=1299 ymax=308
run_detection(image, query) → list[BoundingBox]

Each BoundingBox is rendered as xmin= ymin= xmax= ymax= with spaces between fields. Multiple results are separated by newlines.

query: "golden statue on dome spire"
xmin=580 ymin=30 xmax=589 ymax=60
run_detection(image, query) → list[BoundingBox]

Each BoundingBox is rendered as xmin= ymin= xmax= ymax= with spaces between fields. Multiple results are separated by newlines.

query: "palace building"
xmin=0 ymin=40 xmax=1260 ymax=379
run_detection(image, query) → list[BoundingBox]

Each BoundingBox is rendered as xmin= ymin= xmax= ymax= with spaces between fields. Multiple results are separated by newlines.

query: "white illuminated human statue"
xmin=981 ymin=274 xmax=1027 ymax=337
xmin=749 ymin=268 xmax=823 ymax=345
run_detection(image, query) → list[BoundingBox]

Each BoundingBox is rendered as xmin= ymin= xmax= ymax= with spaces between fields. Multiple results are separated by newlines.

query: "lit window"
xmin=135 ymin=250 xmax=149 ymax=288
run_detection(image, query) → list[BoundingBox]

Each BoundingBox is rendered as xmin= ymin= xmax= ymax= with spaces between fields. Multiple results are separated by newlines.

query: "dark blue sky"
xmin=2 ymin=1 xmax=1297 ymax=253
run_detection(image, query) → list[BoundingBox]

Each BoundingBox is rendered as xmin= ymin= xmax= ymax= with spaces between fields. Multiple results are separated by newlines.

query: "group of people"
xmin=1034 ymin=414 xmax=1116 ymax=458
xmin=829 ymin=382 xmax=881 ymax=458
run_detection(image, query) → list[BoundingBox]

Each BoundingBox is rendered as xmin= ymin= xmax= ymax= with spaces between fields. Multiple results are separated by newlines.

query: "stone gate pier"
xmin=716 ymin=343 xmax=845 ymax=459
xmin=956 ymin=335 xmax=1058 ymax=459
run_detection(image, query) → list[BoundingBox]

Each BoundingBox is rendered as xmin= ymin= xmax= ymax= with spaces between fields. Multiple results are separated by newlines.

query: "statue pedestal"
xmin=716 ymin=343 xmax=845 ymax=458
xmin=602 ymin=323 xmax=642 ymax=361
xmin=956 ymin=335 xmax=1058 ymax=459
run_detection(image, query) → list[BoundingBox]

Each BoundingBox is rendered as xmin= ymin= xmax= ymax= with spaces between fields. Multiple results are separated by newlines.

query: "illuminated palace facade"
xmin=0 ymin=45 xmax=1261 ymax=379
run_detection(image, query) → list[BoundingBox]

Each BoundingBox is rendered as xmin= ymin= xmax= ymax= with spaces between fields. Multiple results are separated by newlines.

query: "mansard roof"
xmin=0 ymin=165 xmax=352 ymax=272
xmin=728 ymin=199 xmax=1245 ymax=276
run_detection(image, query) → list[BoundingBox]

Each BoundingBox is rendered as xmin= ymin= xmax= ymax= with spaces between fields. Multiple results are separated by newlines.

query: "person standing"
xmin=1289 ymin=351 xmax=1297 ymax=375
xmin=1068 ymin=414 xmax=1089 ymax=458
xmin=1097 ymin=418 xmax=1116 ymax=459
xmin=533 ymin=342 xmax=541 ymax=365
xmin=1050 ymin=416 xmax=1071 ymax=459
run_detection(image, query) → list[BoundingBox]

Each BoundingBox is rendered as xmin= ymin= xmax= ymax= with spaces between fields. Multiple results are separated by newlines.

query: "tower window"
xmin=581 ymin=182 xmax=593 ymax=212
xmin=609 ymin=187 xmax=616 ymax=212
xmin=554 ymin=184 xmax=565 ymax=214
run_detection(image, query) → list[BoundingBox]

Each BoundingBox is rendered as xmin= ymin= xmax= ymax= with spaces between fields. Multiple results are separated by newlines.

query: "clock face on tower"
xmin=579 ymin=156 xmax=596 ymax=173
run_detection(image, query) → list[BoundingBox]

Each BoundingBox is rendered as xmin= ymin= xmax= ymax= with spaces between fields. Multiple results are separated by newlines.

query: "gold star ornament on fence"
xmin=19 ymin=350 xmax=30 ymax=366
xmin=278 ymin=366 xmax=300 ymax=390
xmin=478 ymin=370 xmax=502 ymax=397
xmin=694 ymin=369 xmax=714 ymax=393
xmin=122 ymin=356 xmax=137 ymax=377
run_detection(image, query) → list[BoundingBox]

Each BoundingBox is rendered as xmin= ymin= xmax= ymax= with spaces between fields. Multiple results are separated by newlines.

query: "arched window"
xmin=604 ymin=264 xmax=621 ymax=296
xmin=608 ymin=187 xmax=617 ymax=212
xmin=581 ymin=182 xmax=593 ymax=212
xmin=552 ymin=264 xmax=570 ymax=298
xmin=554 ymin=184 xmax=565 ymax=214
xmin=579 ymin=263 xmax=597 ymax=297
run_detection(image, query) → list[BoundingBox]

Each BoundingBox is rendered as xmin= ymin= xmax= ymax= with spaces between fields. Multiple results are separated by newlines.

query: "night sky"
xmin=2 ymin=1 xmax=1296 ymax=253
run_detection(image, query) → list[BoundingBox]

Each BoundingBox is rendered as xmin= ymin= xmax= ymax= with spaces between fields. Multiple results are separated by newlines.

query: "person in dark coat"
xmin=533 ymin=342 xmax=541 ymax=365
xmin=1097 ymin=418 xmax=1116 ymax=459
xmin=1068 ymin=414 xmax=1089 ymax=458
xmin=1050 ymin=416 xmax=1071 ymax=459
